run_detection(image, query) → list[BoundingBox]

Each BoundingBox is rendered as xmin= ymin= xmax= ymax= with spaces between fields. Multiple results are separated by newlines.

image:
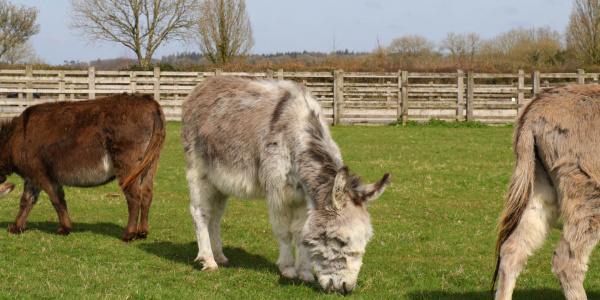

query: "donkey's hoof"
xmin=8 ymin=224 xmax=23 ymax=234
xmin=215 ymin=256 xmax=229 ymax=267
xmin=136 ymin=231 xmax=148 ymax=239
xmin=202 ymin=265 xmax=218 ymax=271
xmin=121 ymin=232 xmax=136 ymax=242
xmin=298 ymin=271 xmax=315 ymax=284
xmin=57 ymin=227 xmax=71 ymax=236
xmin=281 ymin=267 xmax=297 ymax=280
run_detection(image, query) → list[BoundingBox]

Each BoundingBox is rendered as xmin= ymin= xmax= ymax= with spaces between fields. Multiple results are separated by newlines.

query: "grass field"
xmin=1 ymin=123 xmax=599 ymax=299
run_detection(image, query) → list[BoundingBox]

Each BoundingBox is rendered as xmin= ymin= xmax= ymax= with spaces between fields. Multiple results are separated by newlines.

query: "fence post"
xmin=466 ymin=71 xmax=474 ymax=122
xmin=88 ymin=66 xmax=95 ymax=99
xmin=58 ymin=70 xmax=65 ymax=101
xmin=396 ymin=70 xmax=402 ymax=121
xmin=25 ymin=65 xmax=33 ymax=104
xmin=278 ymin=68 xmax=284 ymax=80
xmin=333 ymin=69 xmax=344 ymax=126
xmin=267 ymin=69 xmax=274 ymax=79
xmin=577 ymin=69 xmax=585 ymax=84
xmin=130 ymin=71 xmax=137 ymax=93
xmin=153 ymin=66 xmax=160 ymax=101
xmin=456 ymin=69 xmax=464 ymax=121
xmin=215 ymin=68 xmax=222 ymax=76
xmin=401 ymin=70 xmax=408 ymax=126
xmin=531 ymin=70 xmax=540 ymax=98
xmin=517 ymin=69 xmax=524 ymax=115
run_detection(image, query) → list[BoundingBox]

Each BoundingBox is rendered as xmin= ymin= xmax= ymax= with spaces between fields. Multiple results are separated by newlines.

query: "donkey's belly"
xmin=58 ymin=155 xmax=116 ymax=187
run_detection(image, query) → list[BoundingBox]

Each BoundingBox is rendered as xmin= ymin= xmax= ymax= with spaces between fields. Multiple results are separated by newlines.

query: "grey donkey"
xmin=181 ymin=76 xmax=391 ymax=295
xmin=493 ymin=84 xmax=600 ymax=299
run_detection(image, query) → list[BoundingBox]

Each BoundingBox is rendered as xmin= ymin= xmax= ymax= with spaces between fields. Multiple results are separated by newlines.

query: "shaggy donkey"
xmin=181 ymin=76 xmax=391 ymax=294
xmin=0 ymin=93 xmax=165 ymax=241
xmin=492 ymin=84 xmax=600 ymax=299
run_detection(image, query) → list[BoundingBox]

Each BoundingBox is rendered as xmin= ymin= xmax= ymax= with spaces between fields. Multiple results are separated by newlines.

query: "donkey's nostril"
xmin=341 ymin=281 xmax=354 ymax=295
xmin=327 ymin=279 xmax=334 ymax=293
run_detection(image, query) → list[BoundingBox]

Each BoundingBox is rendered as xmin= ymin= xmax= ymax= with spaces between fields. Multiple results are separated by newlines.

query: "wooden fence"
xmin=0 ymin=66 xmax=597 ymax=123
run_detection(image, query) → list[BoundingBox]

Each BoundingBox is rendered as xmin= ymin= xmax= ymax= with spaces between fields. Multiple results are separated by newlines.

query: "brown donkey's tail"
xmin=490 ymin=121 xmax=536 ymax=294
xmin=121 ymin=101 xmax=166 ymax=193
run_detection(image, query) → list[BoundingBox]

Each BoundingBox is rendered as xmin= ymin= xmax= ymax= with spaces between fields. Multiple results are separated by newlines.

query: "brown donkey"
xmin=493 ymin=84 xmax=600 ymax=299
xmin=0 ymin=93 xmax=165 ymax=241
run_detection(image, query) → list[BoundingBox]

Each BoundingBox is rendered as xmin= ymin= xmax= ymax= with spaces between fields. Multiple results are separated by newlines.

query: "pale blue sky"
xmin=15 ymin=0 xmax=573 ymax=65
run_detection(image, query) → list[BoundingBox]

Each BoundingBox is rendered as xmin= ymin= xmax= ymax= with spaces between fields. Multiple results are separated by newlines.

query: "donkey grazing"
xmin=0 ymin=93 xmax=165 ymax=241
xmin=181 ymin=76 xmax=391 ymax=294
xmin=492 ymin=84 xmax=600 ymax=299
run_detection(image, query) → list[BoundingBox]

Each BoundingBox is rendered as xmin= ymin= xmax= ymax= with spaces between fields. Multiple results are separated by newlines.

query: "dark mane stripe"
xmin=270 ymin=90 xmax=292 ymax=131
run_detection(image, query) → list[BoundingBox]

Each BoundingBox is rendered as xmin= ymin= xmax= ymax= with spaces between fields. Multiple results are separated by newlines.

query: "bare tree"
xmin=0 ymin=1 xmax=40 ymax=63
xmin=69 ymin=0 xmax=199 ymax=69
xmin=566 ymin=0 xmax=600 ymax=65
xmin=439 ymin=32 xmax=481 ymax=65
xmin=387 ymin=35 xmax=436 ymax=66
xmin=196 ymin=0 xmax=254 ymax=64
xmin=3 ymin=41 xmax=39 ymax=64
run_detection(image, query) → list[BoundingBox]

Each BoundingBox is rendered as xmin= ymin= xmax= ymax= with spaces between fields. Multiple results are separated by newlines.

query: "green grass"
xmin=0 ymin=123 xmax=598 ymax=299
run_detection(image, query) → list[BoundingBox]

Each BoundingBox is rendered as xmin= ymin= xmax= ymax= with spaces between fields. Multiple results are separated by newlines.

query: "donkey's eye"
xmin=334 ymin=237 xmax=348 ymax=246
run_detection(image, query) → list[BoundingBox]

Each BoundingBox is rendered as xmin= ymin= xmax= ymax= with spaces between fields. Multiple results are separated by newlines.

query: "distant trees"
xmin=439 ymin=32 xmax=481 ymax=65
xmin=69 ymin=0 xmax=199 ymax=69
xmin=0 ymin=1 xmax=40 ymax=63
xmin=480 ymin=27 xmax=564 ymax=68
xmin=387 ymin=35 xmax=436 ymax=66
xmin=566 ymin=0 xmax=600 ymax=65
xmin=196 ymin=0 xmax=254 ymax=64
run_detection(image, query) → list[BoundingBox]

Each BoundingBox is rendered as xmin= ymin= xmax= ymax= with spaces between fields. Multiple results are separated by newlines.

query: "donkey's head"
xmin=302 ymin=166 xmax=391 ymax=295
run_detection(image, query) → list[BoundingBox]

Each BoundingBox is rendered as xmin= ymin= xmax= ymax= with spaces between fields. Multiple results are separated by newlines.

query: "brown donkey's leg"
xmin=9 ymin=182 xmax=40 ymax=234
xmin=136 ymin=156 xmax=160 ymax=239
xmin=45 ymin=184 xmax=72 ymax=235
xmin=552 ymin=206 xmax=600 ymax=300
xmin=496 ymin=163 xmax=558 ymax=300
xmin=137 ymin=184 xmax=153 ymax=239
xmin=121 ymin=183 xmax=142 ymax=241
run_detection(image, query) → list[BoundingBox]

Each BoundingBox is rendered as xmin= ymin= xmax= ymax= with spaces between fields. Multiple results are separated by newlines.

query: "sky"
xmin=16 ymin=0 xmax=573 ymax=65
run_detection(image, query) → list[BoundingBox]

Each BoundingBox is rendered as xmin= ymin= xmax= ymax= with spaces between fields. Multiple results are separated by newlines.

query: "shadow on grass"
xmin=136 ymin=241 xmax=279 ymax=273
xmin=406 ymin=288 xmax=600 ymax=300
xmin=0 ymin=221 xmax=126 ymax=239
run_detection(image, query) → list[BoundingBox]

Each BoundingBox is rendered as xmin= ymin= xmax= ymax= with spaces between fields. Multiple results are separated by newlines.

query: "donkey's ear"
xmin=362 ymin=173 xmax=391 ymax=205
xmin=330 ymin=166 xmax=349 ymax=210
xmin=0 ymin=182 xmax=15 ymax=199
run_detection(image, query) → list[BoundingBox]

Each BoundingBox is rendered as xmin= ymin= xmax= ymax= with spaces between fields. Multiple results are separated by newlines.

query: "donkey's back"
xmin=181 ymin=76 xmax=329 ymax=198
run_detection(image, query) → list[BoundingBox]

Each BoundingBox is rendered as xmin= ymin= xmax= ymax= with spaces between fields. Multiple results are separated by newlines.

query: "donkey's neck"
xmin=294 ymin=112 xmax=343 ymax=208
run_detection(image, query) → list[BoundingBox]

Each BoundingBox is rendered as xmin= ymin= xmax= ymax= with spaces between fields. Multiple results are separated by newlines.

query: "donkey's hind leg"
xmin=551 ymin=198 xmax=600 ymax=300
xmin=207 ymin=191 xmax=229 ymax=266
xmin=187 ymin=162 xmax=226 ymax=271
xmin=137 ymin=156 xmax=160 ymax=239
xmin=496 ymin=161 xmax=559 ymax=300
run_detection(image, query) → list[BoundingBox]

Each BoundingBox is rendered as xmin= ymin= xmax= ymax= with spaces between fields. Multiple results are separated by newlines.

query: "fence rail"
xmin=0 ymin=66 xmax=597 ymax=123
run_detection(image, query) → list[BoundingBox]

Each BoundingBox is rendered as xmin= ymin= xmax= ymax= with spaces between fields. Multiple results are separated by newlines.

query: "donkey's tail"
xmin=121 ymin=100 xmax=166 ymax=193
xmin=490 ymin=120 xmax=537 ymax=294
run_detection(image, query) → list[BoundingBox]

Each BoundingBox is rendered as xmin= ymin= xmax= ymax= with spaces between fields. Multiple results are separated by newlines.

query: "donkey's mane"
xmin=300 ymin=110 xmax=364 ymax=206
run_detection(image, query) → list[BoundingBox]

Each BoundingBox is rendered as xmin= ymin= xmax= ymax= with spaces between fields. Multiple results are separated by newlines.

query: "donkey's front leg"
xmin=292 ymin=204 xmax=314 ymax=284
xmin=268 ymin=197 xmax=296 ymax=280
xmin=9 ymin=182 xmax=40 ymax=234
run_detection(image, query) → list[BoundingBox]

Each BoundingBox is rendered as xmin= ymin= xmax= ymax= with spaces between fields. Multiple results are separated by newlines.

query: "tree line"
xmin=4 ymin=0 xmax=600 ymax=73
